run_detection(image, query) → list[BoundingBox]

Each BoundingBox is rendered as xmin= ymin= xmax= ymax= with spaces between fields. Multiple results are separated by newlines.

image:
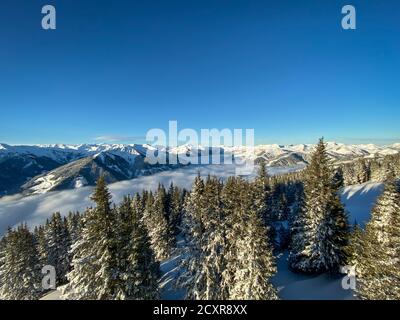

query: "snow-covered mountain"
xmin=0 ymin=142 xmax=399 ymax=196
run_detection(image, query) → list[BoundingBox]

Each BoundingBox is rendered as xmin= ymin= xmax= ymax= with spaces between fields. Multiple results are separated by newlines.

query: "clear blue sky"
xmin=0 ymin=0 xmax=399 ymax=145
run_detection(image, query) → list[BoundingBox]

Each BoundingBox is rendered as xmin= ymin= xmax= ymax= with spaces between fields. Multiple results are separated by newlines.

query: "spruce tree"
xmin=354 ymin=172 xmax=400 ymax=299
xmin=34 ymin=224 xmax=49 ymax=268
xmin=45 ymin=212 xmax=71 ymax=285
xmin=289 ymin=138 xmax=349 ymax=273
xmin=114 ymin=195 xmax=160 ymax=299
xmin=66 ymin=211 xmax=83 ymax=246
xmin=220 ymin=176 xmax=242 ymax=298
xmin=0 ymin=235 xmax=7 ymax=299
xmin=332 ymin=167 xmax=344 ymax=189
xmin=143 ymin=188 xmax=173 ymax=261
xmin=132 ymin=194 xmax=160 ymax=299
xmin=223 ymin=179 xmax=278 ymax=299
xmin=61 ymin=176 xmax=119 ymax=299
xmin=168 ymin=183 xmax=183 ymax=237
xmin=179 ymin=175 xmax=206 ymax=299
xmin=0 ymin=225 xmax=41 ymax=300
xmin=253 ymin=161 xmax=275 ymax=244
xmin=201 ymin=176 xmax=226 ymax=299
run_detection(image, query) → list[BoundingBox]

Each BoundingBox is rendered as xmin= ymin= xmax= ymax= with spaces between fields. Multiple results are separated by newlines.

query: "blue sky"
xmin=0 ymin=0 xmax=399 ymax=145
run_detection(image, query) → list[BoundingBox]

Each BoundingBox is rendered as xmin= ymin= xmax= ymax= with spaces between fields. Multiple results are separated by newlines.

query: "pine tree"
xmin=61 ymin=176 xmax=119 ymax=299
xmin=66 ymin=211 xmax=83 ymax=246
xmin=0 ymin=225 xmax=41 ymax=300
xmin=223 ymin=179 xmax=278 ymax=299
xmin=179 ymin=175 xmax=207 ymax=299
xmin=200 ymin=176 xmax=226 ymax=299
xmin=345 ymin=222 xmax=364 ymax=270
xmin=143 ymin=188 xmax=173 ymax=261
xmin=168 ymin=183 xmax=183 ymax=237
xmin=220 ymin=176 xmax=242 ymax=298
xmin=354 ymin=172 xmax=400 ymax=299
xmin=131 ymin=194 xmax=160 ymax=299
xmin=289 ymin=138 xmax=349 ymax=273
xmin=0 ymin=235 xmax=7 ymax=298
xmin=114 ymin=195 xmax=160 ymax=299
xmin=355 ymin=159 xmax=371 ymax=184
xmin=34 ymin=224 xmax=49 ymax=268
xmin=45 ymin=212 xmax=71 ymax=285
xmin=253 ymin=161 xmax=275 ymax=244
xmin=332 ymin=167 xmax=344 ymax=190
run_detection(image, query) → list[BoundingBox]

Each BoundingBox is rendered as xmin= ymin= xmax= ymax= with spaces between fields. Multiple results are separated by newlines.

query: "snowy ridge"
xmin=1 ymin=141 xmax=400 ymax=161
xmin=1 ymin=141 xmax=399 ymax=197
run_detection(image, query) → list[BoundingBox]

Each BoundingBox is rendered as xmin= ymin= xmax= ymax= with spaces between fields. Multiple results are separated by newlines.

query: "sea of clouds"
xmin=0 ymin=164 xmax=381 ymax=236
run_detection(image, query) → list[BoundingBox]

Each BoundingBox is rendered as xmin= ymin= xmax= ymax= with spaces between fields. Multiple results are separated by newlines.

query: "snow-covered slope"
xmin=341 ymin=182 xmax=384 ymax=227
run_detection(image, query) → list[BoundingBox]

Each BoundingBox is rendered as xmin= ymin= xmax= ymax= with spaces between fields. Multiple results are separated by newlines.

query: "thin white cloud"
xmin=94 ymin=135 xmax=146 ymax=143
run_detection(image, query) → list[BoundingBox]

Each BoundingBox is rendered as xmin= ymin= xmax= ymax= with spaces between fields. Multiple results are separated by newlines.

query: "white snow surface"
xmin=341 ymin=182 xmax=384 ymax=227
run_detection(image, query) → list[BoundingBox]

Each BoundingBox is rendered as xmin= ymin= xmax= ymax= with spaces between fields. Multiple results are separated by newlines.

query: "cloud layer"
xmin=0 ymin=165 xmax=382 ymax=236
xmin=0 ymin=164 xmax=254 ymax=235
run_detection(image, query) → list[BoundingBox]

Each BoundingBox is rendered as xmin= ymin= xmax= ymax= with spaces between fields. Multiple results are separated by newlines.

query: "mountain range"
xmin=1 ymin=142 xmax=399 ymax=197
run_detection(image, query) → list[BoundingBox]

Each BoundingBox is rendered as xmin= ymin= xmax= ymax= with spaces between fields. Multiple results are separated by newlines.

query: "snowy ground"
xmin=341 ymin=182 xmax=384 ymax=227
xmin=271 ymin=253 xmax=354 ymax=300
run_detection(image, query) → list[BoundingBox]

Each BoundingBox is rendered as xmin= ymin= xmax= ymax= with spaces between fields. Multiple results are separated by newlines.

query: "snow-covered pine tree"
xmin=332 ymin=167 xmax=344 ymax=190
xmin=66 ymin=211 xmax=83 ymax=246
xmin=34 ymin=224 xmax=49 ymax=268
xmin=220 ymin=176 xmax=242 ymax=298
xmin=45 ymin=212 xmax=71 ymax=285
xmin=143 ymin=188 xmax=173 ymax=261
xmin=220 ymin=177 xmax=278 ymax=299
xmin=200 ymin=176 xmax=226 ymax=300
xmin=113 ymin=195 xmax=160 ymax=299
xmin=289 ymin=138 xmax=349 ymax=273
xmin=179 ymin=175 xmax=206 ymax=299
xmin=0 ymin=235 xmax=7 ymax=299
xmin=355 ymin=170 xmax=400 ymax=299
xmin=156 ymin=184 xmax=169 ymax=219
xmin=0 ymin=225 xmax=41 ymax=300
xmin=130 ymin=194 xmax=160 ymax=299
xmin=229 ymin=181 xmax=278 ymax=300
xmin=168 ymin=183 xmax=184 ymax=237
xmin=61 ymin=176 xmax=119 ymax=300
xmin=342 ymin=163 xmax=356 ymax=185
xmin=345 ymin=222 xmax=364 ymax=271
xmin=253 ymin=161 xmax=275 ymax=244
xmin=355 ymin=159 xmax=371 ymax=184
